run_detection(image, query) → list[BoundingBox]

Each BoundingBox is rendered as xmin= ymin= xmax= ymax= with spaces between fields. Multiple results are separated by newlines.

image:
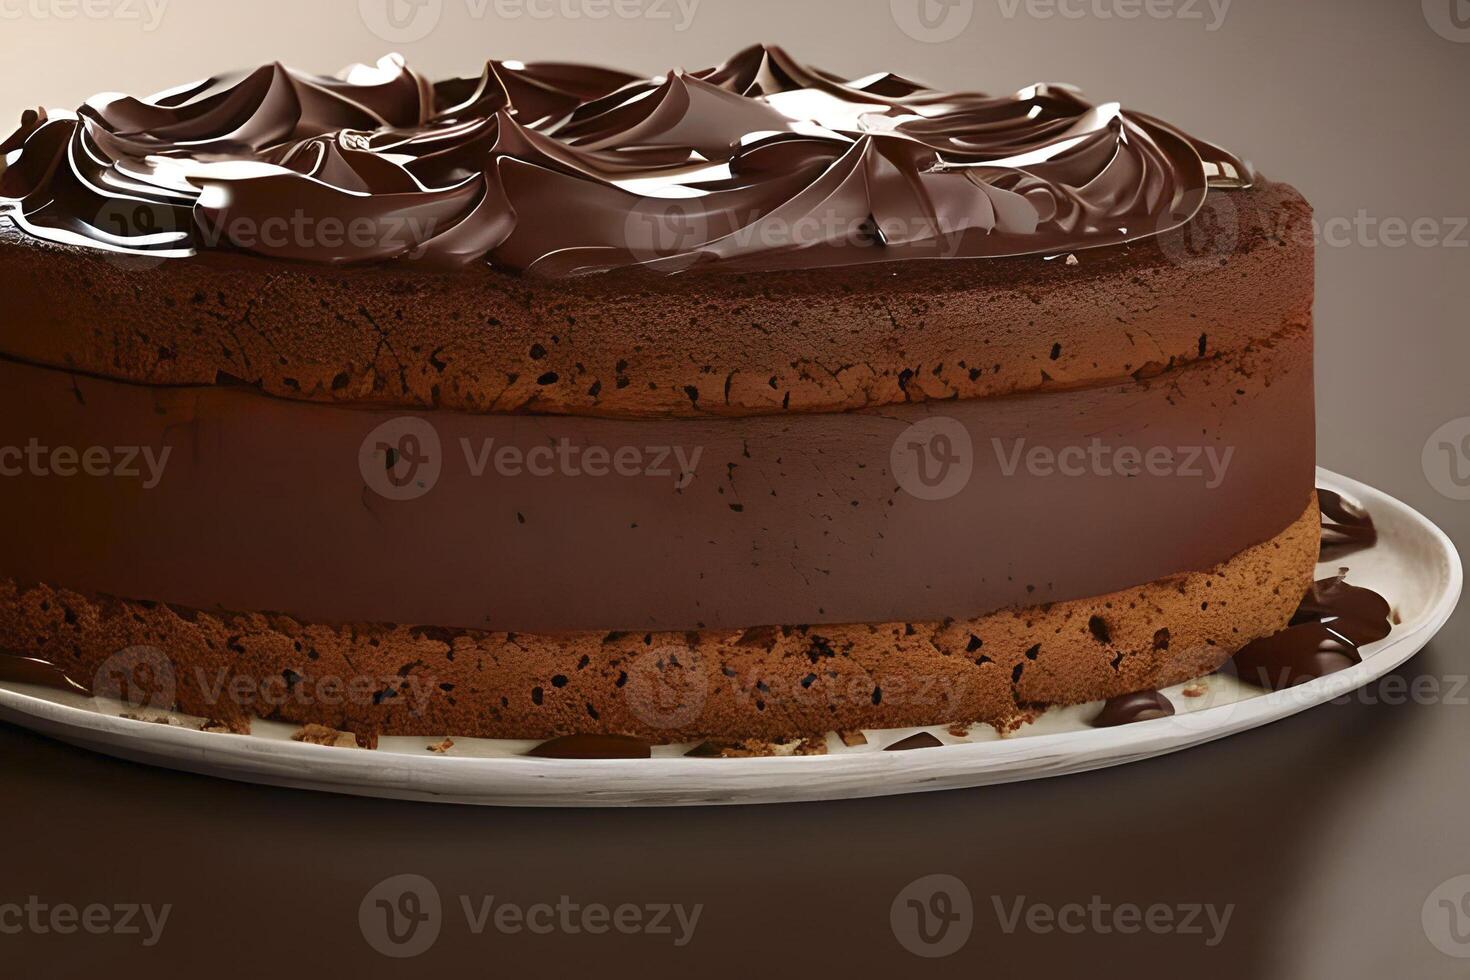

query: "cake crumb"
xmin=947 ymin=723 xmax=973 ymax=738
xmin=426 ymin=737 xmax=455 ymax=754
xmin=837 ymin=730 xmax=868 ymax=747
xmin=199 ymin=718 xmax=244 ymax=734
xmin=120 ymin=712 xmax=175 ymax=726
xmin=997 ymin=710 xmax=1037 ymax=737
xmin=688 ymin=737 xmax=827 ymax=758
xmin=773 ymin=737 xmax=826 ymax=757
xmin=292 ymin=723 xmax=356 ymax=748
xmin=1182 ymin=683 xmax=1209 ymax=698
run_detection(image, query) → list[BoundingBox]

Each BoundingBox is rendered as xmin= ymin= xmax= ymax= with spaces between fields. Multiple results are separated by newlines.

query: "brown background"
xmin=2 ymin=0 xmax=1468 ymax=976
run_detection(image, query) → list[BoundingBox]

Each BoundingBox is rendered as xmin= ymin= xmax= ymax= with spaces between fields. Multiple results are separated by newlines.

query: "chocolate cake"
xmin=0 ymin=46 xmax=1319 ymax=745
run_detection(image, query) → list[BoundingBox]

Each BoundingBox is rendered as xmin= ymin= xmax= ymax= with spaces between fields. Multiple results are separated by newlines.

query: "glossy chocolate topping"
xmin=1319 ymin=488 xmax=1379 ymax=561
xmin=1089 ymin=690 xmax=1175 ymax=727
xmin=0 ymin=650 xmax=89 ymax=695
xmin=1233 ymin=571 xmax=1393 ymax=691
xmin=0 ymin=45 xmax=1252 ymax=276
xmin=525 ymin=734 xmax=652 ymax=759
xmin=1091 ymin=490 xmax=1393 ymax=718
xmin=884 ymin=731 xmax=947 ymax=751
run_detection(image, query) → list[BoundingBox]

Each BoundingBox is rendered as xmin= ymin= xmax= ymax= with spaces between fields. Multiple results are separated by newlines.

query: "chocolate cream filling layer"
xmin=0 ymin=325 xmax=1313 ymax=633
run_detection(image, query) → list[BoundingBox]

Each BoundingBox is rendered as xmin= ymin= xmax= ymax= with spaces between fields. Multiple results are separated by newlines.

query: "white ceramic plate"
xmin=0 ymin=468 xmax=1459 ymax=807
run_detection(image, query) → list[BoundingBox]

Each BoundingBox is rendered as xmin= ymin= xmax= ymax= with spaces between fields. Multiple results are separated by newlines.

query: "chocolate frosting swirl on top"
xmin=0 ymin=46 xmax=1253 ymax=276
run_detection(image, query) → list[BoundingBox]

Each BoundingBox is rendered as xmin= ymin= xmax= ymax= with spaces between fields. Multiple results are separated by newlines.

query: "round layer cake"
xmin=0 ymin=46 xmax=1318 ymax=745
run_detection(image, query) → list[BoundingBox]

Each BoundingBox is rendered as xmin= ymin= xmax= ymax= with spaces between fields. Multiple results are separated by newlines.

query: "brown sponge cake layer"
xmin=0 ymin=182 xmax=1312 ymax=419
xmin=0 ymin=497 xmax=1318 ymax=743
